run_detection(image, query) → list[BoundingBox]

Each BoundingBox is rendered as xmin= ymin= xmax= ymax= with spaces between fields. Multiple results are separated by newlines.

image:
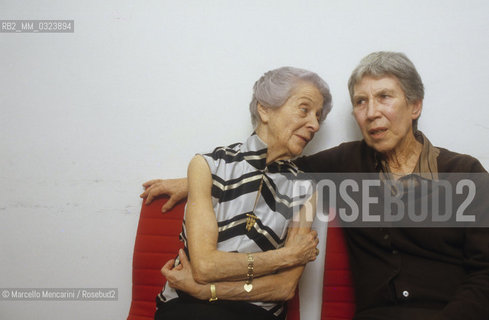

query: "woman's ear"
xmin=257 ymin=103 xmax=270 ymax=124
xmin=411 ymin=100 xmax=423 ymax=120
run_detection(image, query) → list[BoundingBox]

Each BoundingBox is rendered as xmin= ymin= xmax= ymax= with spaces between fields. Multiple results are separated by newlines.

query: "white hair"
xmin=249 ymin=66 xmax=332 ymax=129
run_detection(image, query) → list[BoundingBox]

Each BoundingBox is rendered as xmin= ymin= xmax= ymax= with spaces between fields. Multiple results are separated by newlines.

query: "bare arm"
xmin=203 ymin=217 xmax=317 ymax=301
xmin=163 ymin=248 xmax=304 ymax=302
xmin=186 ymin=155 xmax=318 ymax=283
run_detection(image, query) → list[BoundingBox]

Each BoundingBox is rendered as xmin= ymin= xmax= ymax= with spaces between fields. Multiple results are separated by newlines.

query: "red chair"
xmin=127 ymin=198 xmax=355 ymax=320
xmin=321 ymin=227 xmax=355 ymax=320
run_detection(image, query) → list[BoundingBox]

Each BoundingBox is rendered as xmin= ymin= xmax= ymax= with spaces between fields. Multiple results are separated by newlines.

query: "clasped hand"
xmin=160 ymin=249 xmax=207 ymax=300
xmin=285 ymin=227 xmax=319 ymax=264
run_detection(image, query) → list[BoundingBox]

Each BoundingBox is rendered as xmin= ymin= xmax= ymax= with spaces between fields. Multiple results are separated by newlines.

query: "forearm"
xmin=195 ymin=266 xmax=305 ymax=302
xmin=191 ymin=247 xmax=302 ymax=283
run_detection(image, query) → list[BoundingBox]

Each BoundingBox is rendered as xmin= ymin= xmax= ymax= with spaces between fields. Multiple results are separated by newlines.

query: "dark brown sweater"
xmin=295 ymin=140 xmax=489 ymax=320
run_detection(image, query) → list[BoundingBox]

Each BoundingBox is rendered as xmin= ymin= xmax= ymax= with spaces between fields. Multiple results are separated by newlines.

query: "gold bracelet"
xmin=243 ymin=253 xmax=254 ymax=292
xmin=209 ymin=284 xmax=218 ymax=302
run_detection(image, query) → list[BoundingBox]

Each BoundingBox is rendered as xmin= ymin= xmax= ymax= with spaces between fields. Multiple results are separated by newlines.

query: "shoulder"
xmin=203 ymin=142 xmax=243 ymax=161
xmin=188 ymin=155 xmax=212 ymax=179
xmin=436 ymin=147 xmax=487 ymax=173
xmin=197 ymin=140 xmax=247 ymax=178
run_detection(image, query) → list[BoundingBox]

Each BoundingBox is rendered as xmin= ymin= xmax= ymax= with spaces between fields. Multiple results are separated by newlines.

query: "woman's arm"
xmin=186 ymin=155 xmax=318 ymax=283
xmin=163 ymin=248 xmax=304 ymax=302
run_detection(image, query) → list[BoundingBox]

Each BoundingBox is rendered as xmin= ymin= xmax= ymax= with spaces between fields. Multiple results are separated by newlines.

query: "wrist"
xmin=282 ymin=246 xmax=300 ymax=267
xmin=194 ymin=284 xmax=209 ymax=300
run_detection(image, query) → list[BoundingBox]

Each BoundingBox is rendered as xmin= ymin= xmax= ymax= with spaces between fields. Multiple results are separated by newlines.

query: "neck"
xmin=384 ymin=132 xmax=422 ymax=175
xmin=255 ymin=126 xmax=288 ymax=164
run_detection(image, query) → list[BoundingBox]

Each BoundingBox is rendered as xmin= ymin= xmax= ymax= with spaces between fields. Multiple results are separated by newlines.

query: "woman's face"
xmin=259 ymin=82 xmax=324 ymax=160
xmin=352 ymin=75 xmax=422 ymax=154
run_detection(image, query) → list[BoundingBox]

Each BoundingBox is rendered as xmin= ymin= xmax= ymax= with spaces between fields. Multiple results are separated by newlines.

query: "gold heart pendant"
xmin=243 ymin=283 xmax=253 ymax=292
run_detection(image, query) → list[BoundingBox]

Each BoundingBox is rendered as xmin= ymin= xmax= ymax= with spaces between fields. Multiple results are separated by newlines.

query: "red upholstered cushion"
xmin=127 ymin=198 xmax=185 ymax=320
xmin=321 ymin=227 xmax=355 ymax=320
xmin=127 ymin=198 xmax=355 ymax=320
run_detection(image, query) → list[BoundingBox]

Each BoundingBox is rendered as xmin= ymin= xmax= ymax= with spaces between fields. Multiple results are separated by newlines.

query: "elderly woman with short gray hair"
xmin=295 ymin=51 xmax=489 ymax=319
xmin=151 ymin=66 xmax=332 ymax=320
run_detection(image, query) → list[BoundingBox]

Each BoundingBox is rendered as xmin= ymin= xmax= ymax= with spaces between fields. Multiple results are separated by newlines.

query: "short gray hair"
xmin=249 ymin=66 xmax=332 ymax=129
xmin=348 ymin=52 xmax=424 ymax=130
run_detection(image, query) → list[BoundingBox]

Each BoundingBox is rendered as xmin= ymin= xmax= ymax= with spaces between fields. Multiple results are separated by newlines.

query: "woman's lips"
xmin=296 ymin=134 xmax=310 ymax=144
xmin=368 ymin=127 xmax=387 ymax=139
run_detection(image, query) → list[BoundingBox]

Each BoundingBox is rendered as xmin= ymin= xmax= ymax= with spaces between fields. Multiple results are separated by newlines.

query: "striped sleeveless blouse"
xmin=159 ymin=133 xmax=312 ymax=319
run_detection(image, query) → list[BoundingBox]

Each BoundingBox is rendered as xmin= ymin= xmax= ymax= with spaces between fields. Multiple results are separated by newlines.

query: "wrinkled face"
xmin=352 ymin=75 xmax=422 ymax=154
xmin=260 ymin=82 xmax=324 ymax=159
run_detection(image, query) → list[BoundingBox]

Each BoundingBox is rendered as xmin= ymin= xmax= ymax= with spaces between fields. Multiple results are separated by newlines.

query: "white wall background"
xmin=1 ymin=0 xmax=488 ymax=319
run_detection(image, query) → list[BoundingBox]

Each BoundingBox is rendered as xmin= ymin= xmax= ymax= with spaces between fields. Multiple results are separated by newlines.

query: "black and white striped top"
xmin=160 ymin=133 xmax=313 ymax=318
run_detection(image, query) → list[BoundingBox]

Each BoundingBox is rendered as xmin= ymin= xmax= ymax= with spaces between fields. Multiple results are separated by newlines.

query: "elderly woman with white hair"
xmin=152 ymin=66 xmax=332 ymax=320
